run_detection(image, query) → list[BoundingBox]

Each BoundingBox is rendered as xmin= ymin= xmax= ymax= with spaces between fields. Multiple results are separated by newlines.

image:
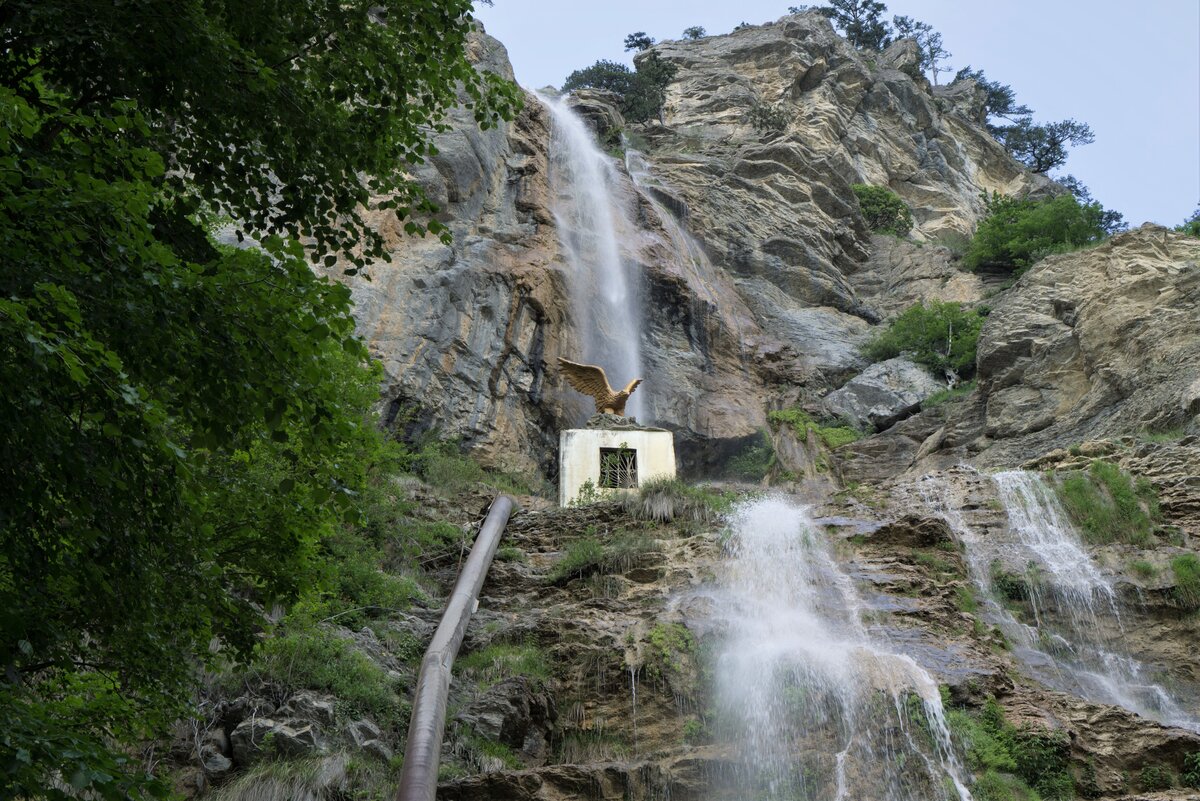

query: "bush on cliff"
xmin=852 ymin=184 xmax=914 ymax=236
xmin=963 ymin=193 xmax=1109 ymax=274
xmin=864 ymin=301 xmax=984 ymax=379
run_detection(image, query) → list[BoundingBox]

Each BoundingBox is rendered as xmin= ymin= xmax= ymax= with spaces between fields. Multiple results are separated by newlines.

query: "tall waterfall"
xmin=537 ymin=93 xmax=645 ymax=419
xmin=714 ymin=498 xmax=972 ymax=801
xmin=924 ymin=471 xmax=1198 ymax=732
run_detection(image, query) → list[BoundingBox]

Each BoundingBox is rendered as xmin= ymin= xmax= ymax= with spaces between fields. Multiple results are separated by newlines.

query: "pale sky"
xmin=476 ymin=0 xmax=1200 ymax=227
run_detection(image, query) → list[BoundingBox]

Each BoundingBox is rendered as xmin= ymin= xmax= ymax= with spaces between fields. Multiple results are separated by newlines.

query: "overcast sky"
xmin=476 ymin=0 xmax=1200 ymax=227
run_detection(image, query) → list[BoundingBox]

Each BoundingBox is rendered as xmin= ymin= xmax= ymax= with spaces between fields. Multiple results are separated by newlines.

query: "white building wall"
xmin=558 ymin=428 xmax=676 ymax=507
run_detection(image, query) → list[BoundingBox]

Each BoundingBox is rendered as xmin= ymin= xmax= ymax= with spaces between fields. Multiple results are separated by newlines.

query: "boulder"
xmin=453 ymin=676 xmax=557 ymax=765
xmin=230 ymin=717 xmax=326 ymax=765
xmin=824 ymin=357 xmax=944 ymax=431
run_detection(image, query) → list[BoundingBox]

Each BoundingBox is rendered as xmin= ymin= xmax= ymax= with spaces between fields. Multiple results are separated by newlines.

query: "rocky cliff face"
xmin=323 ymin=11 xmax=1081 ymax=478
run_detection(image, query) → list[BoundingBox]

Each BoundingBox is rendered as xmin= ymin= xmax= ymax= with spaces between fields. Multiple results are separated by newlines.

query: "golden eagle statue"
xmin=558 ymin=358 xmax=643 ymax=416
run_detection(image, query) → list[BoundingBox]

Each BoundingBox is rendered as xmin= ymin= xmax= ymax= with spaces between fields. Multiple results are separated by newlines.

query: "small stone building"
xmin=559 ymin=416 xmax=676 ymax=507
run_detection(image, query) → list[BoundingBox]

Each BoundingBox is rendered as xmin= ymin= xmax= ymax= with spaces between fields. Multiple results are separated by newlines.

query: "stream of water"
xmin=537 ymin=93 xmax=646 ymax=419
xmin=922 ymin=470 xmax=1199 ymax=733
xmin=714 ymin=497 xmax=972 ymax=801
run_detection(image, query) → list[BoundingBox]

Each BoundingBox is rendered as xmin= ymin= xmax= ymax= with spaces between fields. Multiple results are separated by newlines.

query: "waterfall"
xmin=537 ymin=93 xmax=645 ymax=420
xmin=714 ymin=497 xmax=972 ymax=801
xmin=923 ymin=471 xmax=1199 ymax=732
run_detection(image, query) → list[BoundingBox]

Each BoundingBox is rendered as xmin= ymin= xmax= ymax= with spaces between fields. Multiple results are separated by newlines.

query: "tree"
xmin=0 ymin=0 xmax=521 ymax=273
xmin=563 ymin=60 xmax=638 ymax=96
xmin=998 ymin=118 xmax=1095 ymax=174
xmin=953 ymin=66 xmax=1033 ymax=128
xmin=1178 ymin=206 xmax=1200 ymax=237
xmin=964 ymin=193 xmax=1111 ymax=273
xmin=624 ymin=31 xmax=655 ymax=51
xmin=1055 ymin=175 xmax=1127 ymax=235
xmin=0 ymin=1 xmax=519 ymax=796
xmin=865 ymin=302 xmax=985 ymax=381
xmin=683 ymin=25 xmax=707 ymax=39
xmin=627 ymin=52 xmax=679 ymax=124
xmin=819 ymin=0 xmax=893 ymax=51
xmin=852 ymin=184 xmax=914 ymax=236
xmin=564 ymin=50 xmax=678 ymax=125
xmin=892 ymin=15 xmax=952 ymax=84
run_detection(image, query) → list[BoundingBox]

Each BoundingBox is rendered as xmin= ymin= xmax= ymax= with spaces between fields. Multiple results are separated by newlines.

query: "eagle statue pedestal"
xmin=558 ymin=414 xmax=676 ymax=507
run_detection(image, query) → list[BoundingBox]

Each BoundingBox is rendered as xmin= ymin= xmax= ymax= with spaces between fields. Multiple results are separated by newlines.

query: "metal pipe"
xmin=395 ymin=494 xmax=517 ymax=801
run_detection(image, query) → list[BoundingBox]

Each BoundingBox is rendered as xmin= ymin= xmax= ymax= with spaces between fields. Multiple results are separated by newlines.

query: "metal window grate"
xmin=599 ymin=447 xmax=638 ymax=489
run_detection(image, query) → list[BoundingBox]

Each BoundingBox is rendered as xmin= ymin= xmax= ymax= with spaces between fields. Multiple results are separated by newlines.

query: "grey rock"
xmin=824 ymin=358 xmax=945 ymax=431
xmin=453 ymin=676 xmax=556 ymax=765
xmin=230 ymin=717 xmax=326 ymax=765
xmin=283 ymin=691 xmax=336 ymax=728
xmin=200 ymin=750 xmax=232 ymax=780
xmin=346 ymin=719 xmax=383 ymax=749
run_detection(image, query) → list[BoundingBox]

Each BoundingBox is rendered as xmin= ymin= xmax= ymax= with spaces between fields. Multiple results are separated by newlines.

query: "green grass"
xmin=768 ymin=406 xmax=862 ymax=448
xmin=546 ymin=531 xmax=654 ymax=584
xmin=495 ymin=545 xmax=526 ymax=563
xmin=955 ymin=584 xmax=980 ymax=614
xmin=455 ymin=643 xmax=550 ymax=686
xmin=1171 ymin=554 xmax=1200 ymax=610
xmin=914 ymin=552 xmax=958 ymax=576
xmin=252 ymin=627 xmax=406 ymax=728
xmin=1053 ymin=460 xmax=1158 ymax=545
xmin=1130 ymin=560 xmax=1158 ymax=579
xmin=1138 ymin=428 xmax=1188 ymax=443
xmin=412 ymin=438 xmax=536 ymax=496
xmin=644 ymin=622 xmax=697 ymax=686
xmin=923 ymin=379 xmax=977 ymax=408
xmin=626 ymin=477 xmax=735 ymax=524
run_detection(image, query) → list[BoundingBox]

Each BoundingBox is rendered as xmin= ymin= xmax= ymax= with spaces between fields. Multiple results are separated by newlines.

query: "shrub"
xmin=947 ymin=698 xmax=1073 ymax=801
xmin=1053 ymin=461 xmax=1158 ymax=545
xmin=1139 ymin=765 xmax=1175 ymax=792
xmin=748 ymin=102 xmax=790 ymax=133
xmin=682 ymin=25 xmax=706 ymax=39
xmin=852 ymin=184 xmax=914 ymax=236
xmin=1171 ymin=554 xmax=1200 ymax=610
xmin=964 ymin=192 xmax=1109 ymax=274
xmin=1182 ymin=751 xmax=1200 ymax=788
xmin=1177 ymin=207 xmax=1200 ymax=237
xmin=864 ymin=301 xmax=984 ymax=378
xmin=768 ymin=407 xmax=862 ymax=448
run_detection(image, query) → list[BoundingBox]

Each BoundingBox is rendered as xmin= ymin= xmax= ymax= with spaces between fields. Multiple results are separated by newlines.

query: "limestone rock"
xmin=824 ymin=357 xmax=945 ymax=431
xmin=453 ymin=676 xmax=557 ymax=765
xmin=971 ymin=226 xmax=1200 ymax=466
xmin=230 ymin=718 xmax=326 ymax=765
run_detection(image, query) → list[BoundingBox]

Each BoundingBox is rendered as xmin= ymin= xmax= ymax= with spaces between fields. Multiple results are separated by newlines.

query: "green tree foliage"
xmin=997 ymin=118 xmax=1095 ymax=174
xmin=1055 ymin=175 xmax=1126 ymax=235
xmin=624 ymin=31 xmax=656 ymax=51
xmin=0 ymin=0 xmax=520 ymax=271
xmin=953 ymin=66 xmax=1034 ymax=127
xmin=683 ymin=25 xmax=707 ymax=39
xmin=748 ymin=102 xmax=791 ymax=133
xmin=564 ymin=49 xmax=678 ymax=124
xmin=852 ymin=184 xmax=914 ymax=236
xmin=865 ymin=302 xmax=985 ymax=379
xmin=964 ymin=193 xmax=1110 ymax=274
xmin=1177 ymin=206 xmax=1200 ymax=237
xmin=819 ymin=0 xmax=892 ymax=50
xmin=891 ymin=15 xmax=952 ymax=83
xmin=0 ymin=1 xmax=520 ymax=796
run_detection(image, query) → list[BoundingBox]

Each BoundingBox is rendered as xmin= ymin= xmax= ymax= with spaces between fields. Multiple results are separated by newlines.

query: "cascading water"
xmin=922 ymin=470 xmax=1199 ymax=732
xmin=537 ymin=92 xmax=645 ymax=419
xmin=714 ymin=497 xmax=972 ymax=801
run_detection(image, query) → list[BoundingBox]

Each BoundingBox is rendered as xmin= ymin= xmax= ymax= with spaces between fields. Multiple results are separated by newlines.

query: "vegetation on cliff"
xmin=865 ymin=301 xmax=985 ymax=379
xmin=964 ymin=193 xmax=1113 ymax=274
xmin=0 ymin=1 xmax=519 ymax=796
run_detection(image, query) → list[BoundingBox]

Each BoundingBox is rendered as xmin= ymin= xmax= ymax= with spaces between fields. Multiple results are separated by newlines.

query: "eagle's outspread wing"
xmin=622 ymin=378 xmax=643 ymax=395
xmin=558 ymin=359 xmax=615 ymax=400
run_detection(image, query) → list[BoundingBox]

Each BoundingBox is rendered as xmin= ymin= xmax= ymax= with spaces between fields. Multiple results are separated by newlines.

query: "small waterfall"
xmin=537 ymin=93 xmax=645 ymax=419
xmin=923 ymin=471 xmax=1199 ymax=732
xmin=714 ymin=498 xmax=972 ymax=801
